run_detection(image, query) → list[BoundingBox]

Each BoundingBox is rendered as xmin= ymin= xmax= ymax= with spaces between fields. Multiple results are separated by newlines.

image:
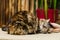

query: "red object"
xmin=36 ymin=8 xmax=58 ymax=22
xmin=36 ymin=9 xmax=45 ymax=19
xmin=48 ymin=9 xmax=54 ymax=22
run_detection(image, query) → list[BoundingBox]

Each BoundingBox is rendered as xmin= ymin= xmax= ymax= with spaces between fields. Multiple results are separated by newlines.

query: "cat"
xmin=5 ymin=11 xmax=38 ymax=35
xmin=39 ymin=19 xmax=54 ymax=34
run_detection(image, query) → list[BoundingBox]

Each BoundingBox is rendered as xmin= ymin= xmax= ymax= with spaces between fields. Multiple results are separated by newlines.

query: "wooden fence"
xmin=0 ymin=0 xmax=38 ymax=26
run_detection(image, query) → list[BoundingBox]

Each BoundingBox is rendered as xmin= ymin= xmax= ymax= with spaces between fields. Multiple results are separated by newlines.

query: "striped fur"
xmin=7 ymin=11 xmax=38 ymax=35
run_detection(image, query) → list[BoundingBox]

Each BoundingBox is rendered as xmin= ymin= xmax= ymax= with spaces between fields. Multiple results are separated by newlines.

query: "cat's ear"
xmin=46 ymin=19 xmax=50 ymax=22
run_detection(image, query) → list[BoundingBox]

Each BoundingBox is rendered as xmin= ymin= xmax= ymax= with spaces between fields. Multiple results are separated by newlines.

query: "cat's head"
xmin=39 ymin=19 xmax=50 ymax=33
xmin=39 ymin=19 xmax=50 ymax=26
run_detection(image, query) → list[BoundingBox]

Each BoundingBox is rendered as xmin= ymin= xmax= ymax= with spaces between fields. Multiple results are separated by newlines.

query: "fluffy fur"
xmin=6 ymin=11 xmax=38 ymax=35
xmin=39 ymin=19 xmax=53 ymax=33
xmin=2 ymin=11 xmax=60 ymax=35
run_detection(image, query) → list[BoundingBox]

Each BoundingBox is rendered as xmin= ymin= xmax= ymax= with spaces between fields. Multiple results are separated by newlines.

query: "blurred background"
xmin=0 ymin=0 xmax=60 ymax=27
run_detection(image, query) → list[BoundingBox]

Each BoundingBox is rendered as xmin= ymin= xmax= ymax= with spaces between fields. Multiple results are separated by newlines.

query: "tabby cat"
xmin=39 ymin=19 xmax=53 ymax=34
xmin=2 ymin=11 xmax=54 ymax=35
xmin=5 ymin=11 xmax=38 ymax=35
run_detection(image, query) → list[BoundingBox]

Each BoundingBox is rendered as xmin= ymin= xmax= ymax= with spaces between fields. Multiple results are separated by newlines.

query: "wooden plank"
xmin=24 ymin=0 xmax=29 ymax=11
xmin=30 ymin=0 xmax=34 ymax=14
xmin=0 ymin=0 xmax=1 ymax=26
xmin=1 ymin=0 xmax=6 ymax=25
xmin=21 ymin=0 xmax=25 ymax=11
xmin=5 ymin=0 xmax=9 ymax=25
xmin=9 ymin=0 xmax=12 ymax=19
xmin=11 ymin=0 xmax=14 ymax=16
xmin=18 ymin=0 xmax=21 ymax=11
